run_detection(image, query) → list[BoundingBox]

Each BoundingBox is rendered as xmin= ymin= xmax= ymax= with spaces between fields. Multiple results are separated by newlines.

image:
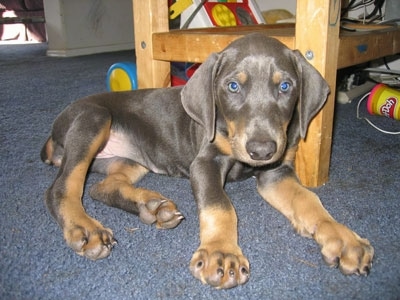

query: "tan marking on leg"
xmin=62 ymin=121 xmax=111 ymax=204
xmin=258 ymin=177 xmax=334 ymax=237
xmin=107 ymin=161 xmax=149 ymax=184
xmin=90 ymin=160 xmax=183 ymax=229
xmin=94 ymin=161 xmax=156 ymax=203
xmin=61 ymin=158 xmax=115 ymax=259
xmin=58 ymin=121 xmax=115 ymax=259
xmin=199 ymin=207 xmax=238 ymax=247
xmin=258 ymin=177 xmax=374 ymax=275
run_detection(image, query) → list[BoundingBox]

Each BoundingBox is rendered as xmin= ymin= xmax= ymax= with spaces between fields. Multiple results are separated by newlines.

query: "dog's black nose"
xmin=246 ymin=140 xmax=276 ymax=161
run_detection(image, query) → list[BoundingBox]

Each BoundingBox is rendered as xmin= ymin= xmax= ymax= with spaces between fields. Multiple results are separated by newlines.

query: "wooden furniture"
xmin=132 ymin=0 xmax=400 ymax=187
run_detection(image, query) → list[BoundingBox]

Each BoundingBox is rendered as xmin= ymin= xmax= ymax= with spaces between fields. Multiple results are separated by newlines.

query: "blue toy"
xmin=106 ymin=62 xmax=137 ymax=91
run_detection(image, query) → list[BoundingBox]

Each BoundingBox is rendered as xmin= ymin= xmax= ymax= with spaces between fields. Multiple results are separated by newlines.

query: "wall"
xmin=44 ymin=0 xmax=134 ymax=57
xmin=255 ymin=0 xmax=295 ymax=14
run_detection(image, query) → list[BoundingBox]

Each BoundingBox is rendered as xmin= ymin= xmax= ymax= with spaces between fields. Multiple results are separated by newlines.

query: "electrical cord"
xmin=341 ymin=0 xmax=384 ymax=25
xmin=357 ymin=92 xmax=400 ymax=135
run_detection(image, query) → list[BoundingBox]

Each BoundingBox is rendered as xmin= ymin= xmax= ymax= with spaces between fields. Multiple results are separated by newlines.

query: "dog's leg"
xmin=45 ymin=112 xmax=116 ymax=260
xmin=257 ymin=158 xmax=374 ymax=276
xmin=189 ymin=157 xmax=250 ymax=289
xmin=89 ymin=159 xmax=183 ymax=229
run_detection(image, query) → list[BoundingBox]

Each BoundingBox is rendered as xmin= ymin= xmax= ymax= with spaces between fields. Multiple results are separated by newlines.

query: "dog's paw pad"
xmin=65 ymin=224 xmax=116 ymax=260
xmin=139 ymin=199 xmax=184 ymax=229
xmin=190 ymin=248 xmax=250 ymax=289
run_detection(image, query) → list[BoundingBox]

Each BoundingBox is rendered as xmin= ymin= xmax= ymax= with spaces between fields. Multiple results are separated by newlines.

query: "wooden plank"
xmin=152 ymin=24 xmax=400 ymax=66
xmin=153 ymin=25 xmax=295 ymax=62
xmin=338 ymin=28 xmax=400 ymax=69
xmin=152 ymin=23 xmax=400 ymax=66
xmin=294 ymin=0 xmax=340 ymax=187
xmin=133 ymin=0 xmax=170 ymax=88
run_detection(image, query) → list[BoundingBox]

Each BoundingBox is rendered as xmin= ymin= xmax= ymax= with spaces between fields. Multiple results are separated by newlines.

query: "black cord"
xmin=365 ymin=0 xmax=385 ymax=19
xmin=341 ymin=0 xmax=357 ymax=17
xmin=383 ymin=57 xmax=391 ymax=70
xmin=341 ymin=0 xmax=378 ymax=18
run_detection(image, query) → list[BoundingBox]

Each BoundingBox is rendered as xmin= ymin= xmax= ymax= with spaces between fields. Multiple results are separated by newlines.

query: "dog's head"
xmin=181 ymin=33 xmax=330 ymax=167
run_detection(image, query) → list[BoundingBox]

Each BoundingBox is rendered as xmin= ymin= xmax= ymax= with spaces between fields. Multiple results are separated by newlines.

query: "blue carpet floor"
xmin=0 ymin=43 xmax=399 ymax=299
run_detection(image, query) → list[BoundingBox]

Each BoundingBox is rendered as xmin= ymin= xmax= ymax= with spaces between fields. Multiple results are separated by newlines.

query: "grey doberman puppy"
xmin=41 ymin=33 xmax=373 ymax=289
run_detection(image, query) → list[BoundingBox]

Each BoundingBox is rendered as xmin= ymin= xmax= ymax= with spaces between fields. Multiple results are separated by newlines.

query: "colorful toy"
xmin=356 ymin=84 xmax=400 ymax=135
xmin=106 ymin=1 xmax=264 ymax=91
xmin=171 ymin=62 xmax=200 ymax=86
xmin=367 ymin=83 xmax=400 ymax=120
xmin=106 ymin=62 xmax=137 ymax=91
xmin=181 ymin=0 xmax=265 ymax=28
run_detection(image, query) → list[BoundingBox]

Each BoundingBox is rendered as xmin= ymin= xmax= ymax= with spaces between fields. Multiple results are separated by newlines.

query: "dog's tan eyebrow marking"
xmin=272 ymin=71 xmax=283 ymax=84
xmin=236 ymin=72 xmax=248 ymax=84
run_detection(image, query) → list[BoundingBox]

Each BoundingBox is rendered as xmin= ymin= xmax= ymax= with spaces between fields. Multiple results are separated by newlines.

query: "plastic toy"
xmin=181 ymin=0 xmax=265 ymax=28
xmin=106 ymin=62 xmax=137 ymax=91
xmin=106 ymin=1 xmax=264 ymax=91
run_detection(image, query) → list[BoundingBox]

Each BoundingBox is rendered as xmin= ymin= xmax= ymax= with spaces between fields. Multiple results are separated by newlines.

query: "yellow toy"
xmin=106 ymin=62 xmax=137 ymax=91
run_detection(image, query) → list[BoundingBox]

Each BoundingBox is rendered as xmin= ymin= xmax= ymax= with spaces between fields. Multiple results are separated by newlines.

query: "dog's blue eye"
xmin=228 ymin=81 xmax=240 ymax=93
xmin=279 ymin=81 xmax=290 ymax=93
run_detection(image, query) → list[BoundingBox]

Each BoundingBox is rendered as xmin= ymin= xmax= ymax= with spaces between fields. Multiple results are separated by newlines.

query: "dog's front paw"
xmin=64 ymin=217 xmax=116 ymax=260
xmin=190 ymin=244 xmax=250 ymax=289
xmin=315 ymin=221 xmax=374 ymax=276
xmin=138 ymin=198 xmax=184 ymax=229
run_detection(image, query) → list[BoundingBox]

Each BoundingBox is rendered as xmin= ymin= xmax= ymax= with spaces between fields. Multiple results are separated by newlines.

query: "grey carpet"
xmin=0 ymin=43 xmax=399 ymax=299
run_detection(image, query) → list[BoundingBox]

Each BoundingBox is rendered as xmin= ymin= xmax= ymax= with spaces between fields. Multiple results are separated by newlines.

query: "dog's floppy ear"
xmin=181 ymin=53 xmax=221 ymax=142
xmin=291 ymin=50 xmax=330 ymax=138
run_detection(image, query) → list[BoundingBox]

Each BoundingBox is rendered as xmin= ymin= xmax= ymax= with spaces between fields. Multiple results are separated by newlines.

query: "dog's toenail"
xmin=229 ymin=269 xmax=235 ymax=277
xmin=217 ymin=268 xmax=224 ymax=277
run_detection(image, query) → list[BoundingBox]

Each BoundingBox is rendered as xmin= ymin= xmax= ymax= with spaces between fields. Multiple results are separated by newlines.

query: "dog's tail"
xmin=40 ymin=137 xmax=54 ymax=165
xmin=41 ymin=137 xmax=63 ymax=167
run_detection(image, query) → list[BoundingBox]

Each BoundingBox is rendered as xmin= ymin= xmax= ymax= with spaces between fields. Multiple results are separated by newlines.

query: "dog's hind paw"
xmin=138 ymin=198 xmax=184 ymax=229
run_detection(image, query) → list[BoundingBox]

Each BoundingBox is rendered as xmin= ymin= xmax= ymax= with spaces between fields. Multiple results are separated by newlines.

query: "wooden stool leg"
xmin=295 ymin=0 xmax=340 ymax=187
xmin=133 ymin=0 xmax=171 ymax=88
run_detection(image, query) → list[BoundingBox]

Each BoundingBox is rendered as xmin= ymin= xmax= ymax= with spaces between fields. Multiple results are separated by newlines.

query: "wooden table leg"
xmin=294 ymin=0 xmax=340 ymax=187
xmin=133 ymin=0 xmax=170 ymax=88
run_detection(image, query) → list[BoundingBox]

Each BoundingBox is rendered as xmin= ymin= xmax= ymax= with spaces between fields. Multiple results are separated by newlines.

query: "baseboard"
xmin=46 ymin=43 xmax=135 ymax=57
